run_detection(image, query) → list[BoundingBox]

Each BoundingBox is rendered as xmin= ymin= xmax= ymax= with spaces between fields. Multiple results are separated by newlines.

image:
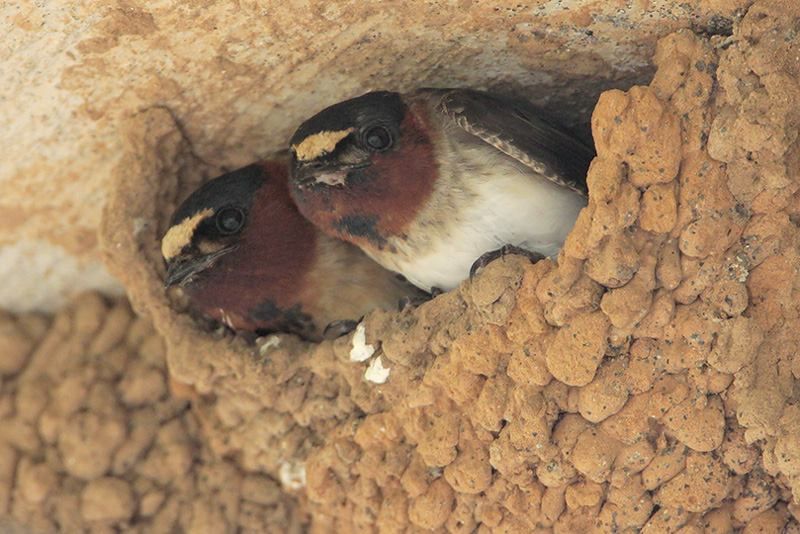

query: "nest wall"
xmin=0 ymin=294 xmax=307 ymax=532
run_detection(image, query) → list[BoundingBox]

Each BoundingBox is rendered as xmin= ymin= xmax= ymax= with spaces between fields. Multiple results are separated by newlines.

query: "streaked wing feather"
xmin=435 ymin=89 xmax=593 ymax=195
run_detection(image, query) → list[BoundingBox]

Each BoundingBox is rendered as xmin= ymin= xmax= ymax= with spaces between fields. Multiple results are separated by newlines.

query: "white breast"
xmin=387 ymin=150 xmax=586 ymax=292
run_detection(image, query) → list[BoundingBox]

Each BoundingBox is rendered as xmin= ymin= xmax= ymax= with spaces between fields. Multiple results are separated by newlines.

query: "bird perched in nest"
xmin=160 ymin=155 xmax=420 ymax=341
xmin=288 ymin=88 xmax=594 ymax=293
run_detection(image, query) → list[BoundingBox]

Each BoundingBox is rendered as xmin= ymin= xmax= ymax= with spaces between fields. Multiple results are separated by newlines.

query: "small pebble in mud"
xmin=257 ymin=335 xmax=282 ymax=356
xmin=279 ymin=461 xmax=306 ymax=490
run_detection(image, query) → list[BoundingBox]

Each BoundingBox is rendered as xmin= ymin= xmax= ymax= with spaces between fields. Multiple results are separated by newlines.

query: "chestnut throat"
xmin=188 ymin=161 xmax=318 ymax=331
xmin=294 ymin=104 xmax=439 ymax=250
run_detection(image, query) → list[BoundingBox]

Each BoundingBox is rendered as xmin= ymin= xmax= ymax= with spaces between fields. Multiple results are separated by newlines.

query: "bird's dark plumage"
xmin=435 ymin=89 xmax=593 ymax=194
xmin=290 ymin=91 xmax=406 ymax=151
xmin=168 ymin=164 xmax=266 ymax=228
xmin=161 ymin=156 xmax=420 ymax=340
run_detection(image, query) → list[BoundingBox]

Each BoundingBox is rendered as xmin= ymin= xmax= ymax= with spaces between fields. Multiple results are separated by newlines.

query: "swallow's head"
xmin=161 ymin=160 xmax=318 ymax=337
xmin=288 ymin=91 xmax=438 ymax=250
xmin=289 ymin=91 xmax=405 ymax=189
xmin=162 ymin=164 xmax=264 ymax=290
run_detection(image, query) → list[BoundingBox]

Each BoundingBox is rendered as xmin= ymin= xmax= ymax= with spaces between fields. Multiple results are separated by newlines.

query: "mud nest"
xmin=0 ymin=294 xmax=307 ymax=532
xmin=3 ymin=2 xmax=800 ymax=532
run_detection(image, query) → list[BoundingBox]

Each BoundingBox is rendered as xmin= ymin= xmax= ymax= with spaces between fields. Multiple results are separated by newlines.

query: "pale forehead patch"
xmin=292 ymin=128 xmax=354 ymax=162
xmin=161 ymin=208 xmax=214 ymax=260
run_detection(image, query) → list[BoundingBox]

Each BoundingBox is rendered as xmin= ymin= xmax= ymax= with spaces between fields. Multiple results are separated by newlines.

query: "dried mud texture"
xmin=97 ymin=2 xmax=800 ymax=532
xmin=0 ymin=293 xmax=306 ymax=533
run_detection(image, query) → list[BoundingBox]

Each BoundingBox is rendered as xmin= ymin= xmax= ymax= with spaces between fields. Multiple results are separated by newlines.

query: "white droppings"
xmin=349 ymin=323 xmax=375 ymax=362
xmin=364 ymin=355 xmax=390 ymax=384
xmin=218 ymin=308 xmax=235 ymax=330
xmin=279 ymin=461 xmax=306 ymax=490
xmin=257 ymin=335 xmax=282 ymax=356
xmin=132 ymin=218 xmax=148 ymax=237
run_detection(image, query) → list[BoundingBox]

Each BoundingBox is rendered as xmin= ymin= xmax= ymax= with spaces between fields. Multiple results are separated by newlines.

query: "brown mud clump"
xmin=0 ymin=295 xmax=306 ymax=532
xmin=94 ymin=1 xmax=800 ymax=531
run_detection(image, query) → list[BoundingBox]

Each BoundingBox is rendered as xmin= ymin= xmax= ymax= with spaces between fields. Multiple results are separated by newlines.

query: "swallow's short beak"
xmin=164 ymin=246 xmax=236 ymax=288
xmin=293 ymin=160 xmax=368 ymax=189
xmin=164 ymin=259 xmax=199 ymax=288
xmin=292 ymin=162 xmax=321 ymax=188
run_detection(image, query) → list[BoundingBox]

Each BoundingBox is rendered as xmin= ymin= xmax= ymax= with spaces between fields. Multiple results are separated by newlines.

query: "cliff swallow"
xmin=161 ymin=155 xmax=419 ymax=341
xmin=287 ymin=88 xmax=594 ymax=293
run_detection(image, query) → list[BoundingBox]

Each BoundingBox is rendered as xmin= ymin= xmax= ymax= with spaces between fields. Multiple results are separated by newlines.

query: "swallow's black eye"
xmin=362 ymin=125 xmax=393 ymax=152
xmin=215 ymin=207 xmax=245 ymax=235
